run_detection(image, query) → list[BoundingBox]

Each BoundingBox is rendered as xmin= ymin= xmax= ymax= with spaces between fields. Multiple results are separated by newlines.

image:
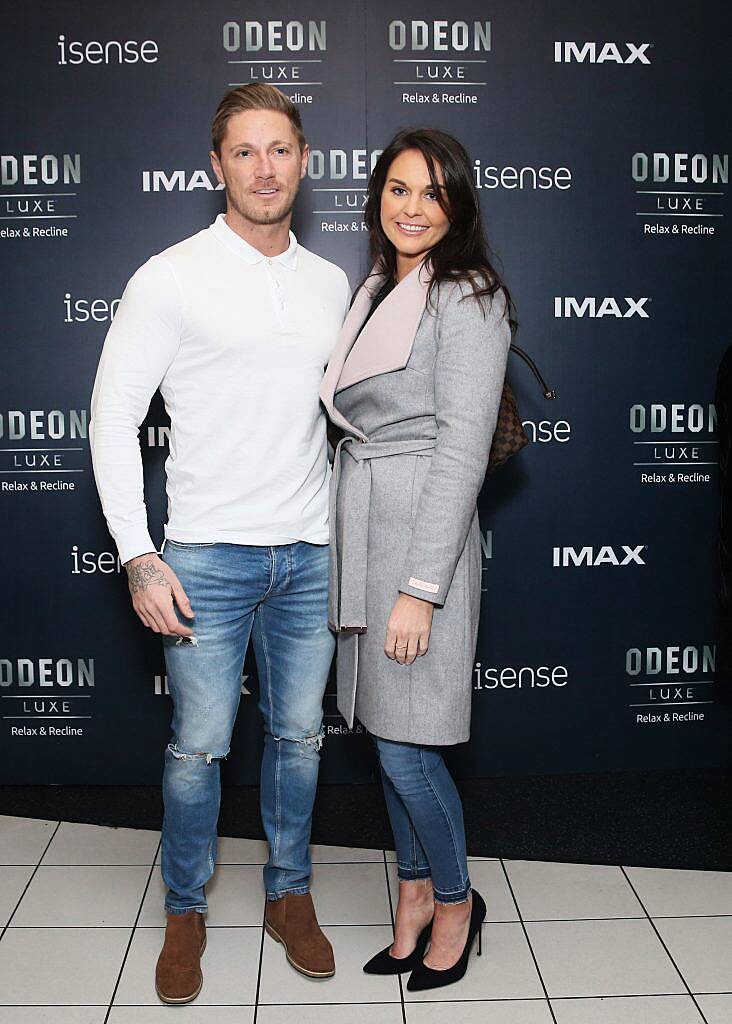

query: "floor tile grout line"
xmin=548 ymin=991 xmax=732 ymax=1001
xmin=382 ymin=849 xmax=407 ymax=1024
xmin=252 ymin=895 xmax=267 ymax=1023
xmin=612 ymin=861 xmax=651 ymax=916
xmin=0 ymin=820 xmax=61 ymax=944
xmin=4 ymin=925 xmax=263 ymax=930
xmin=103 ymin=833 xmax=162 ymax=1024
xmin=2 ymin=922 xmax=392 ymax=930
xmin=5 ymin=994 xmax=726 ymax=1007
xmin=499 ymin=857 xmax=558 ymax=1024
xmin=9 ymin=863 xmax=166 ymax=868
xmin=36 ymin=822 xmax=66 ymax=867
xmin=620 ymin=865 xmax=710 ymax=1024
xmin=6 ymin=913 xmax=732 ymax=929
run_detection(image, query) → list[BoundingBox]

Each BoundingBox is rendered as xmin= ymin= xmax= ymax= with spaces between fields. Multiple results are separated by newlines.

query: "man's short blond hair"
xmin=211 ymin=84 xmax=306 ymax=155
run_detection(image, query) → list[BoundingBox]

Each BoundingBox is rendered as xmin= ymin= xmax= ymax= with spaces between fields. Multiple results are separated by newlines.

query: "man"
xmin=90 ymin=84 xmax=349 ymax=1003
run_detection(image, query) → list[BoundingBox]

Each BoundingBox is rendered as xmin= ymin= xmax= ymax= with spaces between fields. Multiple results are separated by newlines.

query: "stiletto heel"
xmin=477 ymin=922 xmax=482 ymax=956
xmin=407 ymin=890 xmax=487 ymax=992
xmin=363 ymin=918 xmax=433 ymax=975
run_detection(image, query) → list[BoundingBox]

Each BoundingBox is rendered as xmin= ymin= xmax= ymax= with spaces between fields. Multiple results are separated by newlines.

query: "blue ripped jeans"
xmin=376 ymin=736 xmax=471 ymax=904
xmin=159 ymin=540 xmax=334 ymax=912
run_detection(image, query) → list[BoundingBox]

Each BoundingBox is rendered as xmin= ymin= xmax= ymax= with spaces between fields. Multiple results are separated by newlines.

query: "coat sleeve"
xmin=398 ymin=280 xmax=511 ymax=605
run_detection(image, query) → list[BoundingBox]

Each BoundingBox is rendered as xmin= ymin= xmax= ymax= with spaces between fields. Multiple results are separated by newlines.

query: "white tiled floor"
xmin=0 ymin=814 xmax=730 ymax=1023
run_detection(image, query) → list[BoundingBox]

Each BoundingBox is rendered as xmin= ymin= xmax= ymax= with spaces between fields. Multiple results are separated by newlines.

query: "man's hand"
xmin=384 ymin=593 xmax=434 ymax=665
xmin=125 ymin=553 xmax=194 ymax=637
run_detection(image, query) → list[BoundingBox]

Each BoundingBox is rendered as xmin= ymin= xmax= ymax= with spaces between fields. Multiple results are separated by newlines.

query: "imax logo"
xmin=154 ymin=673 xmax=250 ymax=696
xmin=554 ymin=297 xmax=649 ymax=318
xmin=554 ymin=41 xmax=651 ymax=64
xmin=552 ymin=545 xmax=646 ymax=567
xmin=141 ymin=170 xmax=224 ymax=192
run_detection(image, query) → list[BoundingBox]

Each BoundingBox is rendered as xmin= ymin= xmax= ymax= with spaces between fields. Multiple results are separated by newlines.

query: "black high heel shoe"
xmin=363 ymin=918 xmax=434 ymax=975
xmin=406 ymin=890 xmax=486 ymax=992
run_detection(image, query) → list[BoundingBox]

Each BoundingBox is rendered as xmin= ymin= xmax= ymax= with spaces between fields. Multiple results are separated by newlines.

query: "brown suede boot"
xmin=155 ymin=910 xmax=207 ymax=1004
xmin=265 ymin=892 xmax=335 ymax=977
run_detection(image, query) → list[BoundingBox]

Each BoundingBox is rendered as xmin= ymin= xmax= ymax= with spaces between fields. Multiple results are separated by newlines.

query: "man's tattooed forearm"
xmin=127 ymin=560 xmax=169 ymax=594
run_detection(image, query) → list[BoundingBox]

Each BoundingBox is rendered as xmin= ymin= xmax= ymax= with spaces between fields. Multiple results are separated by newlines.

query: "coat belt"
xmin=329 ymin=436 xmax=438 ymax=631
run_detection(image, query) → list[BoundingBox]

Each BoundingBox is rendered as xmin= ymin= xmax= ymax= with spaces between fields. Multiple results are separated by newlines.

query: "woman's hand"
xmin=384 ymin=593 xmax=434 ymax=665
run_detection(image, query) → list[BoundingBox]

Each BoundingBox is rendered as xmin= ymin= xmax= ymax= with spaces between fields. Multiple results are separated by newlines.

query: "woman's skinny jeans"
xmin=375 ymin=736 xmax=471 ymax=904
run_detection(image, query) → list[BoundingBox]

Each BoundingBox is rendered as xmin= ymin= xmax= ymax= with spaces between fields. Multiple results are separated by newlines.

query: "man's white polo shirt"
xmin=90 ymin=214 xmax=350 ymax=563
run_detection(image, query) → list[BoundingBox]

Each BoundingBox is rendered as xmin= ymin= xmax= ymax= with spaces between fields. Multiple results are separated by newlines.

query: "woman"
xmin=319 ymin=128 xmax=514 ymax=991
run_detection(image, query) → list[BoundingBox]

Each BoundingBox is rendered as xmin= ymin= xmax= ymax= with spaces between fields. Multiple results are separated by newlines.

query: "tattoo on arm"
xmin=127 ymin=560 xmax=170 ymax=595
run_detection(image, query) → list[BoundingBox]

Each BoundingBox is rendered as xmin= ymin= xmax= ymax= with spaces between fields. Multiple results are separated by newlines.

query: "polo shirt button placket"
xmin=265 ymin=261 xmax=286 ymax=318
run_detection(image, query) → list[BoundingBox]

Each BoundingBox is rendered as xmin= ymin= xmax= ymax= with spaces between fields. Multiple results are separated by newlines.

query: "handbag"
xmin=487 ymin=344 xmax=556 ymax=474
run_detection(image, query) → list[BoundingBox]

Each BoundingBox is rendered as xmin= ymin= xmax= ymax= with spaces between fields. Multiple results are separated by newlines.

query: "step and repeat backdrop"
xmin=2 ymin=1 xmax=731 ymax=783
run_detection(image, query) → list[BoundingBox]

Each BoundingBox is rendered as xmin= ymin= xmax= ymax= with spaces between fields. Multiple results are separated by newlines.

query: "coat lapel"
xmin=319 ymin=261 xmax=431 ymax=438
xmin=319 ymin=274 xmax=376 ymax=438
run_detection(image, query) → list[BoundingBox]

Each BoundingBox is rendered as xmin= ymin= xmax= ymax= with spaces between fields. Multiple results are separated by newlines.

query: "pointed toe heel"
xmin=363 ymin=919 xmax=433 ymax=975
xmin=406 ymin=890 xmax=486 ymax=992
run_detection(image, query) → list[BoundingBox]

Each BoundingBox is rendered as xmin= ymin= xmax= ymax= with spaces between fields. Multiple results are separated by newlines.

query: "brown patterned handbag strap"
xmin=509 ymin=343 xmax=556 ymax=400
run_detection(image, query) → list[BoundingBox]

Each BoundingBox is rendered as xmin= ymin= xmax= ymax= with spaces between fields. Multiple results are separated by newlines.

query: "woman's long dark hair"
xmin=364 ymin=127 xmax=516 ymax=334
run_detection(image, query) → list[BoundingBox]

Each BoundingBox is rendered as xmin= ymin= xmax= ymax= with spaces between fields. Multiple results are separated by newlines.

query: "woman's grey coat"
xmin=319 ymin=261 xmax=510 ymax=745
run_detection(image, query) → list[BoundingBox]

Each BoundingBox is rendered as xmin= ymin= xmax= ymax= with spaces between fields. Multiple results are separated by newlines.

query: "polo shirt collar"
xmin=211 ymin=213 xmax=298 ymax=270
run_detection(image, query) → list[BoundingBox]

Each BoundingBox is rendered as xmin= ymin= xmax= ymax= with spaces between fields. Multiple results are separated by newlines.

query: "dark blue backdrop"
xmin=2 ymin=0 xmax=730 ymax=783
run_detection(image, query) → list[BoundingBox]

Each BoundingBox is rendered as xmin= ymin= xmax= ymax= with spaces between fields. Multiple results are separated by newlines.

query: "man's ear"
xmin=300 ymin=143 xmax=310 ymax=180
xmin=210 ymin=149 xmax=225 ymax=187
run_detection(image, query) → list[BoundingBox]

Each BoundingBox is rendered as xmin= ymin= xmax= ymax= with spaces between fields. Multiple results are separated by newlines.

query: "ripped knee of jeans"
xmin=175 ymin=635 xmax=199 ymax=647
xmin=272 ymin=727 xmax=324 ymax=756
xmin=167 ymin=742 xmax=229 ymax=765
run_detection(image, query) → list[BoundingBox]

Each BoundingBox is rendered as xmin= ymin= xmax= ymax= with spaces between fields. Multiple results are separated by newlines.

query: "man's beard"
xmin=228 ymin=185 xmax=297 ymax=227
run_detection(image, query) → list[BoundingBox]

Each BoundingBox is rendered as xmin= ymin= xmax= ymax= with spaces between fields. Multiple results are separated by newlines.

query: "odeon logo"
xmin=630 ymin=403 xmax=717 ymax=478
xmin=1 ymin=658 xmax=95 ymax=732
xmin=632 ymin=152 xmax=728 ymax=184
xmin=306 ymin=148 xmax=382 ymax=183
xmin=629 ymin=403 xmax=716 ymax=434
xmin=626 ymin=645 xmax=715 ymax=676
xmin=1 ymin=153 xmax=80 ymax=186
xmin=552 ymin=545 xmax=646 ymax=567
xmin=554 ymin=41 xmax=651 ymax=64
xmin=307 ymin=148 xmax=382 ymax=221
xmin=625 ymin=644 xmax=715 ymax=718
xmin=0 ymin=658 xmax=95 ymax=688
xmin=0 ymin=407 xmax=88 ymax=481
xmin=554 ymin=297 xmax=649 ymax=318
xmin=222 ymin=20 xmax=327 ymax=53
xmin=0 ymin=408 xmax=88 ymax=440
xmin=221 ymin=19 xmax=327 ymax=100
xmin=387 ymin=19 xmax=491 ymax=104
xmin=1 ymin=153 xmax=81 ymax=231
xmin=388 ymin=20 xmax=491 ymax=51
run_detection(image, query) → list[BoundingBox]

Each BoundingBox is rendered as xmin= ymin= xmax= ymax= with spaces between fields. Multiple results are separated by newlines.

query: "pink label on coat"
xmin=408 ymin=577 xmax=440 ymax=594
